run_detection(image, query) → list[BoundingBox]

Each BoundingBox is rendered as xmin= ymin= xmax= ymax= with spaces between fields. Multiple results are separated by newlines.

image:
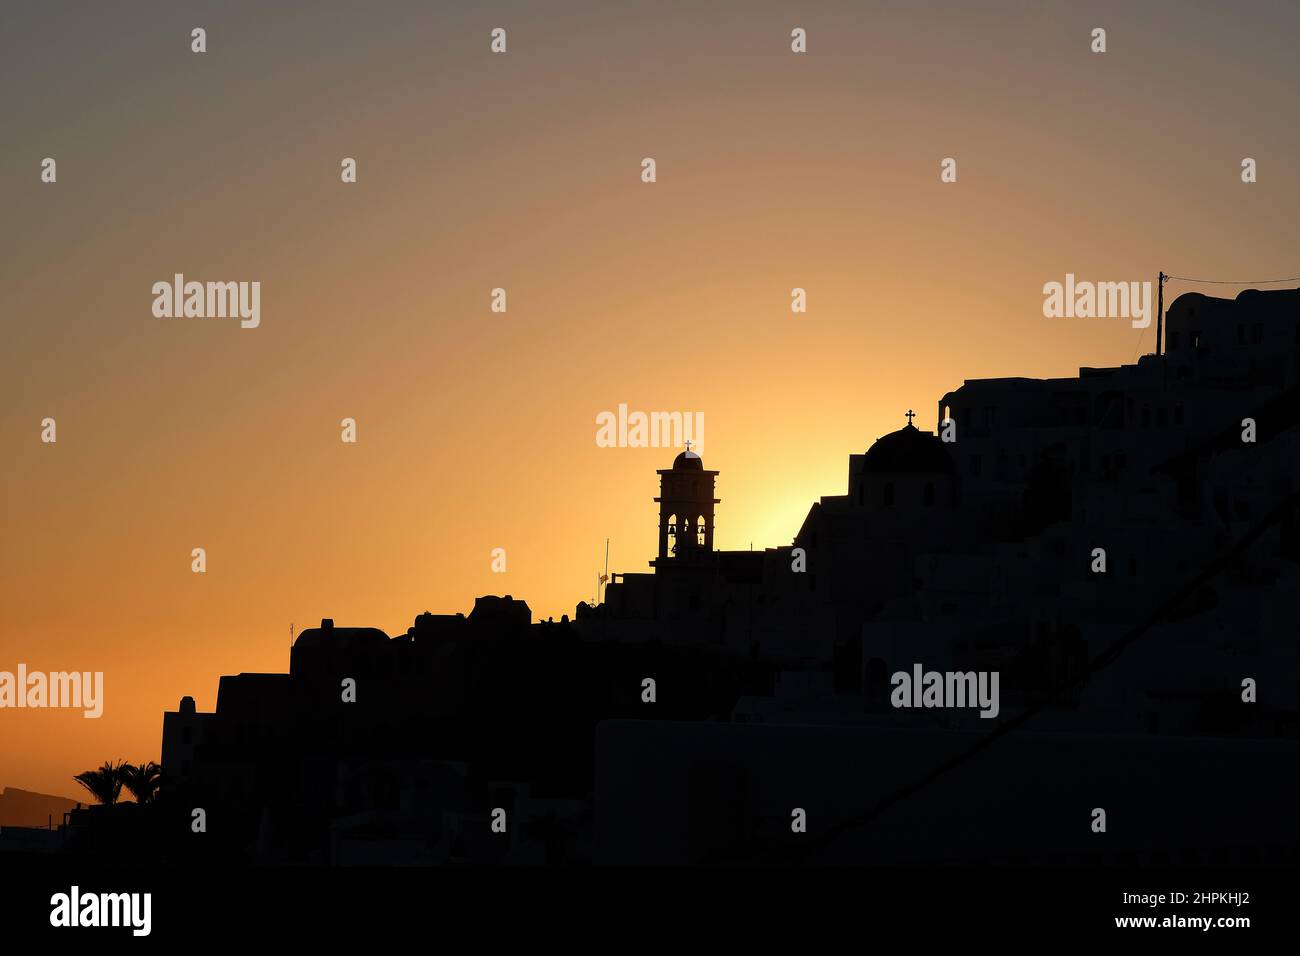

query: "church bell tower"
xmin=652 ymin=442 xmax=719 ymax=566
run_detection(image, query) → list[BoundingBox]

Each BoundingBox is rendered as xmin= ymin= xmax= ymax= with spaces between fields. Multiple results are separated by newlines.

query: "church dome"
xmin=673 ymin=449 xmax=703 ymax=470
xmin=862 ymin=423 xmax=955 ymax=475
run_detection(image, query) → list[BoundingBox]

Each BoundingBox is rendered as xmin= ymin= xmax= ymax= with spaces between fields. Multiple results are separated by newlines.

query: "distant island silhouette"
xmin=0 ymin=788 xmax=80 ymax=829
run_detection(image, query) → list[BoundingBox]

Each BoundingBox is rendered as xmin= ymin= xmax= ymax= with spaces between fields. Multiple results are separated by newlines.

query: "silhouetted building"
xmin=144 ymin=287 xmax=1300 ymax=865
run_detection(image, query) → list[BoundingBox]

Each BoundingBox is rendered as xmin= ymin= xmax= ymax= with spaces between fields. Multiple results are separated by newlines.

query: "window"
xmin=1252 ymin=323 xmax=1264 ymax=344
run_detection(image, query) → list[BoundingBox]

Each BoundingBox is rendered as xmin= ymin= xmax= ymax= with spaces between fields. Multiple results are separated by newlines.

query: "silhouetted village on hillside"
xmin=10 ymin=289 xmax=1300 ymax=865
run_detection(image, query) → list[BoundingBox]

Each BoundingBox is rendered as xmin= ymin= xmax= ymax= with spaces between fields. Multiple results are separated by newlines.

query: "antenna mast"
xmin=600 ymin=538 xmax=610 ymax=604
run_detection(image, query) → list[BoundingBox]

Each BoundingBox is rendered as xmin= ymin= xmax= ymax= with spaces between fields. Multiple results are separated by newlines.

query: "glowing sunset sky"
xmin=4 ymin=0 xmax=1300 ymax=797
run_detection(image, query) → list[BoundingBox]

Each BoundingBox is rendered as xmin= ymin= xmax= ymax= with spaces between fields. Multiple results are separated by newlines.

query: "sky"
xmin=4 ymin=0 xmax=1300 ymax=798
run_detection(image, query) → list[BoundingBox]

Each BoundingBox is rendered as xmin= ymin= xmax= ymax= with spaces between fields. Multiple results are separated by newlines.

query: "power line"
xmin=1165 ymin=274 xmax=1300 ymax=286
xmin=1130 ymin=317 xmax=1148 ymax=362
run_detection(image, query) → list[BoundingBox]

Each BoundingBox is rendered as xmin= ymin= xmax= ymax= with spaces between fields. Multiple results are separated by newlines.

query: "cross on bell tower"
xmin=905 ymin=409 xmax=916 ymax=427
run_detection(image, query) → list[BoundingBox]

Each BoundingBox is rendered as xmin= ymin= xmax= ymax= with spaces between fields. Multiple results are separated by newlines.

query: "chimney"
xmin=321 ymin=618 xmax=334 ymax=630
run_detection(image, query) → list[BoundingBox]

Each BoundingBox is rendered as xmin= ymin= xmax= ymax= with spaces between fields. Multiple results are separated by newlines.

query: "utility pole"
xmin=1157 ymin=271 xmax=1169 ymax=391
xmin=1155 ymin=271 xmax=1167 ymax=355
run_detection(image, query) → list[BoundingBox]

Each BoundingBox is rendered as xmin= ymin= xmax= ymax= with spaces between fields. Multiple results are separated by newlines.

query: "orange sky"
xmin=5 ymin=0 xmax=1300 ymax=798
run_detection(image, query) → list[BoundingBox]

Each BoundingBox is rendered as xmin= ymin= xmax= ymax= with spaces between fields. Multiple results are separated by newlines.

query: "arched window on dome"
xmin=696 ymin=515 xmax=707 ymax=547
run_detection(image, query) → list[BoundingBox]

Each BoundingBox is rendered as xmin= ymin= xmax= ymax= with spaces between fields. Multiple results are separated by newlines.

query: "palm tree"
xmin=73 ymin=760 xmax=125 ymax=805
xmin=120 ymin=761 xmax=162 ymax=804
